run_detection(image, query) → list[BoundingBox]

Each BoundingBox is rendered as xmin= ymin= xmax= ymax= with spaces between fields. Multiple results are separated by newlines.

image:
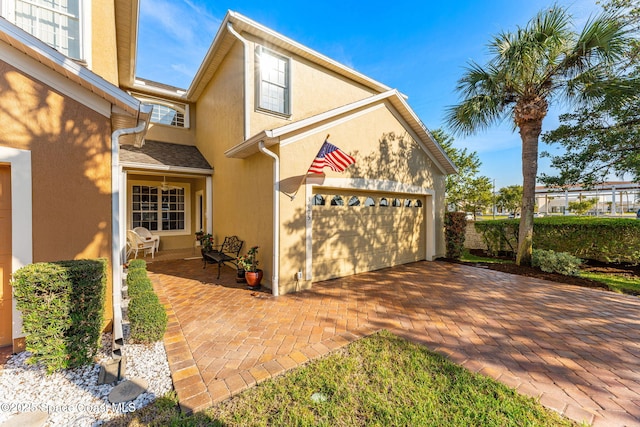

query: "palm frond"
xmin=445 ymin=94 xmax=507 ymax=136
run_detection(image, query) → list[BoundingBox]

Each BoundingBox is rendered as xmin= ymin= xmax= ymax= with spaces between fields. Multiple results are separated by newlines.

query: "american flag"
xmin=307 ymin=141 xmax=355 ymax=174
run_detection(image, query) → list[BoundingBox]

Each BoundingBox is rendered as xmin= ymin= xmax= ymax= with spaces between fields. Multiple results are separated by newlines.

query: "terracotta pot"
xmin=245 ymin=269 xmax=263 ymax=288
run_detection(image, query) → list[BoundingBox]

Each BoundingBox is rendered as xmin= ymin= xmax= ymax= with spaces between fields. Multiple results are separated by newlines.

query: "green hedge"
xmin=127 ymin=259 xmax=147 ymax=271
xmin=12 ymin=259 xmax=107 ymax=373
xmin=126 ymin=264 xmax=167 ymax=344
xmin=475 ymin=217 xmax=640 ymax=263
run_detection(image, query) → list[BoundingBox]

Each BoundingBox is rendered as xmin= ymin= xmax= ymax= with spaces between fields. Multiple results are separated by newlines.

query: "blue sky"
xmin=136 ymin=0 xmax=602 ymax=190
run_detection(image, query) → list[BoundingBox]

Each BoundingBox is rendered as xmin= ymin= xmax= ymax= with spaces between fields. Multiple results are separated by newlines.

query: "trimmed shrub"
xmin=128 ymin=291 xmax=167 ymax=343
xmin=126 ymin=276 xmax=154 ymax=299
xmin=532 ymin=249 xmax=582 ymax=276
xmin=125 ymin=263 xmax=167 ymax=344
xmin=12 ymin=259 xmax=107 ymax=373
xmin=474 ymin=217 xmax=640 ymax=263
xmin=533 ymin=217 xmax=640 ymax=264
xmin=445 ymin=212 xmax=467 ymax=259
xmin=127 ymin=259 xmax=147 ymax=271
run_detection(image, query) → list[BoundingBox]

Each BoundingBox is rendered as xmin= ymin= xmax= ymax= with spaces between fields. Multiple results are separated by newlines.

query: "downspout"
xmin=258 ymin=141 xmax=279 ymax=297
xmin=110 ymin=105 xmax=152 ymax=358
xmin=227 ymin=22 xmax=251 ymax=139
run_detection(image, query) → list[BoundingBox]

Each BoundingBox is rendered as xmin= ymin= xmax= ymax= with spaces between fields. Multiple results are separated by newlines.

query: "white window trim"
xmin=1 ymin=0 xmax=91 ymax=65
xmin=128 ymin=180 xmax=191 ymax=237
xmin=255 ymin=45 xmax=291 ymax=117
xmin=304 ymin=177 xmax=436 ymax=281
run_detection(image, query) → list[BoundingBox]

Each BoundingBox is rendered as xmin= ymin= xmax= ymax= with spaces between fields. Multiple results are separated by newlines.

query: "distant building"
xmin=535 ymin=181 xmax=640 ymax=215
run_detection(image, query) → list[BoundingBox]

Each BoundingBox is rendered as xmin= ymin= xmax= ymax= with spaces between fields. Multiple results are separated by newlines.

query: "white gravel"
xmin=0 ymin=333 xmax=173 ymax=426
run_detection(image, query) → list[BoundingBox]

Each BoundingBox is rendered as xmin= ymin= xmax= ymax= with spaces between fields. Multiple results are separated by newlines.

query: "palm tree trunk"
xmin=516 ymin=120 xmax=541 ymax=266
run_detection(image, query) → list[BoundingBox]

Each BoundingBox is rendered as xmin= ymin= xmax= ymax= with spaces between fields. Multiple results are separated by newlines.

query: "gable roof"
xmin=125 ymin=11 xmax=397 ymax=102
xmin=225 ymin=89 xmax=457 ymax=175
xmin=120 ymin=140 xmax=213 ymax=173
xmin=0 ymin=17 xmax=142 ymax=117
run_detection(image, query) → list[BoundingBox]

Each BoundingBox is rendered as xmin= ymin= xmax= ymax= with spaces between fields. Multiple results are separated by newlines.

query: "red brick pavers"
xmin=149 ymin=259 xmax=640 ymax=426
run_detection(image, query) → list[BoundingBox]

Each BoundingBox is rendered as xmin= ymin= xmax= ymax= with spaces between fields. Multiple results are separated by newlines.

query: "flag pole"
xmin=285 ymin=134 xmax=330 ymax=201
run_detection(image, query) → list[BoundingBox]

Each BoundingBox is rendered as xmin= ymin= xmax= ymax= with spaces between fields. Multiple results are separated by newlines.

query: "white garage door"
xmin=312 ymin=191 xmax=425 ymax=282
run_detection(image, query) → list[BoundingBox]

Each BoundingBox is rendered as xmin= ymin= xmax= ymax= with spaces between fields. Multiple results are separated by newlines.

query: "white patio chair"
xmin=133 ymin=226 xmax=160 ymax=252
xmin=127 ymin=229 xmax=155 ymax=259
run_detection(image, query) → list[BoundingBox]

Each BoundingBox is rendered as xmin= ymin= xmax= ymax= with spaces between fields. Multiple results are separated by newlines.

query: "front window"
xmin=5 ymin=0 xmax=84 ymax=60
xmin=131 ymin=185 xmax=186 ymax=232
xmin=256 ymin=47 xmax=290 ymax=115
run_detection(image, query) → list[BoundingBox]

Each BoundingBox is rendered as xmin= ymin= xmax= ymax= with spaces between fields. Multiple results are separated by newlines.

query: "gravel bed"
xmin=0 ymin=334 xmax=173 ymax=426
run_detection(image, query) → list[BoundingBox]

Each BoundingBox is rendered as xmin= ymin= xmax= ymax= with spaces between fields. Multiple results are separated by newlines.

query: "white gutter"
xmin=110 ymin=104 xmax=152 ymax=358
xmin=258 ymin=141 xmax=279 ymax=297
xmin=226 ymin=22 xmax=251 ymax=139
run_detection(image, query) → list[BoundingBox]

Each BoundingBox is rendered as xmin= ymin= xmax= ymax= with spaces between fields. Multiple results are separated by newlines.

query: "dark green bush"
xmin=128 ymin=291 xmax=167 ymax=343
xmin=475 ymin=217 xmax=640 ymax=263
xmin=127 ymin=276 xmax=153 ymax=299
xmin=127 ymin=259 xmax=147 ymax=271
xmin=533 ymin=217 xmax=640 ymax=264
xmin=125 ymin=263 xmax=166 ymax=344
xmin=532 ymin=249 xmax=582 ymax=276
xmin=12 ymin=259 xmax=107 ymax=373
xmin=445 ymin=212 xmax=467 ymax=259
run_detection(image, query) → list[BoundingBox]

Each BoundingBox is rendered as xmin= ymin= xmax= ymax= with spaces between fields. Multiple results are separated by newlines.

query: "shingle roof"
xmin=120 ymin=140 xmax=212 ymax=171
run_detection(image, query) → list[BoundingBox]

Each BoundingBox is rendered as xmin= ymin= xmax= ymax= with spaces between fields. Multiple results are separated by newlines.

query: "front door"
xmin=0 ymin=165 xmax=12 ymax=346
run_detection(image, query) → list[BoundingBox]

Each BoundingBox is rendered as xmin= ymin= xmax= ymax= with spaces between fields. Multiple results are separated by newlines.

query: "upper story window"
xmin=134 ymin=95 xmax=190 ymax=129
xmin=256 ymin=46 xmax=290 ymax=116
xmin=150 ymin=103 xmax=186 ymax=128
xmin=3 ymin=0 xmax=85 ymax=60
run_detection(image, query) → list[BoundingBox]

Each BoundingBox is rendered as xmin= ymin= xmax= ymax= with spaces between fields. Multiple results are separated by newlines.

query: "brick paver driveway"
xmin=148 ymin=259 xmax=640 ymax=426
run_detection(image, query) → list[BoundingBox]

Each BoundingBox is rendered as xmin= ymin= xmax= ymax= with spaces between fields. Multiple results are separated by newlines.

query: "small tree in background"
xmin=432 ymin=128 xmax=493 ymax=214
xmin=496 ymin=185 xmax=523 ymax=214
xmin=568 ymin=198 xmax=598 ymax=215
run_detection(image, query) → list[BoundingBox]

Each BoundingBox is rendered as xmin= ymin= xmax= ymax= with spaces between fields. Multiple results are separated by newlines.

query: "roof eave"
xmin=0 ymin=17 xmax=141 ymax=116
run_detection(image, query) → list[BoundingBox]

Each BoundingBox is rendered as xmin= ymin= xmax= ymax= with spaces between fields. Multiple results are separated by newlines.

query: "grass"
xmin=460 ymin=250 xmax=513 ymax=264
xmin=109 ymin=331 xmax=575 ymax=427
xmin=579 ymin=271 xmax=640 ymax=295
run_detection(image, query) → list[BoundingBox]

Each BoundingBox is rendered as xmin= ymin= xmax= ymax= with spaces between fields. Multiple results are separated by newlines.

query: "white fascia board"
xmin=0 ymin=18 xmax=140 ymax=115
xmin=225 ymin=89 xmax=457 ymax=177
xmin=120 ymin=162 xmax=213 ymax=176
xmin=225 ymin=90 xmax=398 ymax=158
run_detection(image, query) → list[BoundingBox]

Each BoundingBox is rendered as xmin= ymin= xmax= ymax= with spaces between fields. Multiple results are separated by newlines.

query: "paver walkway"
xmin=148 ymin=259 xmax=640 ymax=426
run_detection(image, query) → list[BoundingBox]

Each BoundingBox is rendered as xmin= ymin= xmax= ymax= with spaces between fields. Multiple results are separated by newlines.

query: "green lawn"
xmin=579 ymin=271 xmax=640 ymax=295
xmin=111 ymin=331 xmax=575 ymax=426
xmin=460 ymin=250 xmax=513 ymax=264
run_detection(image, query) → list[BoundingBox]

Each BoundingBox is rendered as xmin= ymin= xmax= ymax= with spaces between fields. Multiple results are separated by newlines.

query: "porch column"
xmin=206 ymin=176 xmax=213 ymax=234
xmin=611 ymin=186 xmax=616 ymax=215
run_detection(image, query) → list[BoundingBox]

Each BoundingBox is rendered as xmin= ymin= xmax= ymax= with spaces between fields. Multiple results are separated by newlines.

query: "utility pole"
xmin=492 ymin=179 xmax=496 ymax=220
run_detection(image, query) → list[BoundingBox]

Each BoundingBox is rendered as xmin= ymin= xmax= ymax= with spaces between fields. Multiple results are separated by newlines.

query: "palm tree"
xmin=446 ymin=6 xmax=629 ymax=265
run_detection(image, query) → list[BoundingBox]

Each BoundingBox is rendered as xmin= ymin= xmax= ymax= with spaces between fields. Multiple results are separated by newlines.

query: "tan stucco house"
xmin=0 ymin=1 xmax=455 ymax=352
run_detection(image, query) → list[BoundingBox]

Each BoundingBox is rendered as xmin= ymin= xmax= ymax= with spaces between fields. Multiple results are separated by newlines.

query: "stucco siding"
xmin=195 ymin=41 xmax=275 ymax=288
xmin=247 ymin=35 xmax=379 ymax=136
xmin=0 ymin=60 xmax=114 ymax=323
xmin=91 ymin=0 xmax=119 ymax=84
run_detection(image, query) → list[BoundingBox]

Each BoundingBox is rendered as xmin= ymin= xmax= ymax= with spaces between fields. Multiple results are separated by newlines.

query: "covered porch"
xmin=119 ymin=140 xmax=214 ymax=259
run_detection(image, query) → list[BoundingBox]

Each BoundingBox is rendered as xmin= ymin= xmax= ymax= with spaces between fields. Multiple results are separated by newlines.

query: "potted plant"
xmin=238 ymin=246 xmax=262 ymax=289
xmin=199 ymin=233 xmax=214 ymax=253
